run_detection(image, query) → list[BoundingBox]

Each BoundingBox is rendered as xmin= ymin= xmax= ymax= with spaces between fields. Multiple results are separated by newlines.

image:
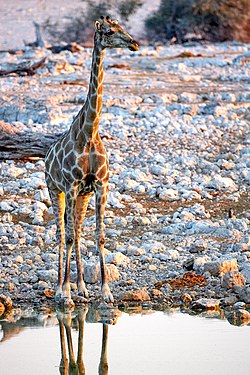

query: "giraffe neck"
xmin=83 ymin=44 xmax=105 ymax=138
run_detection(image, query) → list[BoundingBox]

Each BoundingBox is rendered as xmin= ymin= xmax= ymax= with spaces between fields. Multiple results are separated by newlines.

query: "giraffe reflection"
xmin=57 ymin=306 xmax=119 ymax=375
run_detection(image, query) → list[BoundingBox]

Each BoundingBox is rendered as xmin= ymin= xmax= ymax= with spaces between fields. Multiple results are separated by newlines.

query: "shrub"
xmin=145 ymin=0 xmax=250 ymax=43
xmin=145 ymin=0 xmax=195 ymax=43
xmin=43 ymin=0 xmax=143 ymax=44
xmin=193 ymin=0 xmax=250 ymax=42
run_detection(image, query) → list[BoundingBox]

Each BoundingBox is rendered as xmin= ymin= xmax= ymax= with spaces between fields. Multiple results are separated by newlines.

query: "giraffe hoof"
xmin=61 ymin=297 xmax=75 ymax=309
xmin=102 ymin=288 xmax=114 ymax=303
xmin=78 ymin=288 xmax=89 ymax=299
xmin=77 ymin=281 xmax=89 ymax=298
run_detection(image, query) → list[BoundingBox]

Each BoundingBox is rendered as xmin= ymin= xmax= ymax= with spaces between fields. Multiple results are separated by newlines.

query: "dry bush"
xmin=193 ymin=0 xmax=250 ymax=42
xmin=43 ymin=0 xmax=143 ymax=44
xmin=145 ymin=0 xmax=195 ymax=43
xmin=145 ymin=0 xmax=250 ymax=43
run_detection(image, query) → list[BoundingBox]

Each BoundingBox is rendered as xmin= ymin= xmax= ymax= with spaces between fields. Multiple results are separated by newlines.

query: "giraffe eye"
xmin=106 ymin=30 xmax=115 ymax=36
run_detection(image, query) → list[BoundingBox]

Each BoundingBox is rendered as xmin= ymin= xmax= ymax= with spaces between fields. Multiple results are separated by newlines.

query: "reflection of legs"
xmin=98 ymin=324 xmax=109 ymax=375
xmin=57 ymin=311 xmax=69 ymax=375
xmin=64 ymin=312 xmax=77 ymax=373
xmin=95 ymin=184 xmax=113 ymax=302
xmin=62 ymin=189 xmax=76 ymax=306
xmin=74 ymin=193 xmax=92 ymax=298
xmin=77 ymin=307 xmax=88 ymax=374
xmin=49 ymin=190 xmax=65 ymax=302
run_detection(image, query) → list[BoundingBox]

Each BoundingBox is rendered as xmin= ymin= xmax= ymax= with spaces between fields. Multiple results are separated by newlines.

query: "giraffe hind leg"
xmin=95 ymin=184 xmax=114 ymax=303
xmin=61 ymin=189 xmax=76 ymax=308
xmin=48 ymin=189 xmax=66 ymax=303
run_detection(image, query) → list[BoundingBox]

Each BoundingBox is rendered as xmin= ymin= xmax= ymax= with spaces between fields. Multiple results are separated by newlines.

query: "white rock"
xmin=83 ymin=263 xmax=119 ymax=284
xmin=164 ymin=249 xmax=180 ymax=260
xmin=206 ymin=175 xmax=238 ymax=193
xmin=5 ymin=166 xmax=26 ymax=177
xmin=159 ymin=188 xmax=179 ymax=201
xmin=32 ymin=216 xmax=44 ymax=225
xmin=193 ymin=256 xmax=211 ymax=271
xmin=105 ymin=252 xmax=130 ymax=265
xmin=0 ymin=202 xmax=14 ymax=211
xmin=37 ymin=269 xmax=57 ymax=283
xmin=33 ymin=201 xmax=48 ymax=212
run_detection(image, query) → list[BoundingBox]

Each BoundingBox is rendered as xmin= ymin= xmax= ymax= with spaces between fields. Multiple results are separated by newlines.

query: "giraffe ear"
xmin=95 ymin=21 xmax=101 ymax=31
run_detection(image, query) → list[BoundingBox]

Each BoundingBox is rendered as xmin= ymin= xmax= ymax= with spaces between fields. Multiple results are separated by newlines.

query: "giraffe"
xmin=45 ymin=16 xmax=139 ymax=307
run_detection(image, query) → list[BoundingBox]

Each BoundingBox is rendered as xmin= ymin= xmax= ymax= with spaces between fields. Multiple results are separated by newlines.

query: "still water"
xmin=0 ymin=306 xmax=249 ymax=375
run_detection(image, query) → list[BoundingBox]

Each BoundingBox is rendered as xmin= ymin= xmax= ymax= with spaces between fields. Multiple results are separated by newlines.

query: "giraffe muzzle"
xmin=128 ymin=39 xmax=139 ymax=51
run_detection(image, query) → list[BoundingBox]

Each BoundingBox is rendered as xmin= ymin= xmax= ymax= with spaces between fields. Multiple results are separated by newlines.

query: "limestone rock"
xmin=121 ymin=288 xmax=150 ymax=302
xmin=221 ymin=271 xmax=246 ymax=291
xmin=204 ymin=258 xmax=238 ymax=276
xmin=240 ymin=264 xmax=250 ymax=283
xmin=83 ymin=263 xmax=120 ymax=284
xmin=105 ymin=252 xmax=130 ymax=265
xmin=239 ymin=286 xmax=250 ymax=303
xmin=37 ymin=269 xmax=58 ymax=283
xmin=206 ymin=175 xmax=238 ymax=193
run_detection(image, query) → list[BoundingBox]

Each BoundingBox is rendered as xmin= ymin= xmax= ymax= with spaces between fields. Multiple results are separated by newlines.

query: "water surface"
xmin=0 ymin=307 xmax=249 ymax=375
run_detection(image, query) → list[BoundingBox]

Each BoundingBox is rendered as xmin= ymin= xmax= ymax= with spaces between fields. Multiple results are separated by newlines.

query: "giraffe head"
xmin=95 ymin=16 xmax=139 ymax=52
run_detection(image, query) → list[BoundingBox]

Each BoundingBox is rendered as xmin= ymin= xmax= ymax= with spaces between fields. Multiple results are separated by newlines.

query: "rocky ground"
xmin=0 ymin=41 xmax=249 ymax=318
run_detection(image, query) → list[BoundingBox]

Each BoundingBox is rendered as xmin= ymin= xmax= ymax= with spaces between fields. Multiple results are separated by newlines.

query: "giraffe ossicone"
xmin=45 ymin=16 xmax=139 ymax=307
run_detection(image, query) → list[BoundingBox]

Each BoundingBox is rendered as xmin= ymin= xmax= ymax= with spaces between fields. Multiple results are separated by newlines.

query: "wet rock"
xmin=226 ymin=309 xmax=250 ymax=326
xmin=192 ymin=298 xmax=220 ymax=311
xmin=221 ymin=271 xmax=246 ymax=291
xmin=0 ymin=294 xmax=13 ymax=311
xmin=182 ymin=293 xmax=192 ymax=303
xmin=121 ymin=288 xmax=150 ymax=302
xmin=203 ymin=258 xmax=238 ymax=276
xmin=232 ymin=301 xmax=246 ymax=310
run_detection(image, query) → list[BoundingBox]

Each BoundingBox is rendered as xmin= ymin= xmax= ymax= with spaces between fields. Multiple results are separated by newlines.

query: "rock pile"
xmin=0 ymin=42 xmax=249 ymax=308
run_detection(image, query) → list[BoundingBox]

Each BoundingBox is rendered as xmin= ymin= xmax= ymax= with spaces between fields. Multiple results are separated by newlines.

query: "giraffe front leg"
xmin=61 ymin=190 xmax=76 ymax=308
xmin=95 ymin=184 xmax=114 ymax=303
xmin=74 ymin=193 xmax=92 ymax=301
